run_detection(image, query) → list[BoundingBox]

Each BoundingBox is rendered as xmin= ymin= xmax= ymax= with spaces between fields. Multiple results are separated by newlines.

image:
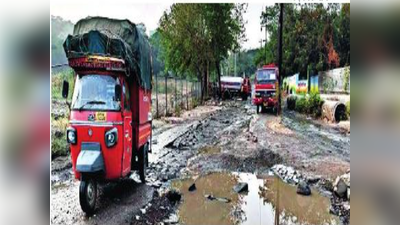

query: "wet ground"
xmin=51 ymin=99 xmax=350 ymax=225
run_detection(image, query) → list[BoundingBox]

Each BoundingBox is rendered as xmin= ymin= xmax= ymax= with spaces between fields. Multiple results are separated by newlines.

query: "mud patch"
xmin=198 ymin=145 xmax=221 ymax=155
xmin=172 ymin=172 xmax=339 ymax=225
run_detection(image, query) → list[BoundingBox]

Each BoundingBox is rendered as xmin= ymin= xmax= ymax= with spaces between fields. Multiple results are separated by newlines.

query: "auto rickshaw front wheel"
xmin=79 ymin=178 xmax=97 ymax=215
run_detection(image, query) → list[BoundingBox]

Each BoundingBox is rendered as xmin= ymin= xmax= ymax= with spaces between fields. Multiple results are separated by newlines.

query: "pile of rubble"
xmin=330 ymin=170 xmax=350 ymax=223
xmin=272 ymin=164 xmax=305 ymax=185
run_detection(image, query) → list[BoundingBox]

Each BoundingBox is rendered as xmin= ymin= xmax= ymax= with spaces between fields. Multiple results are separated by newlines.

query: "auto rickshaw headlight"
xmin=67 ymin=128 xmax=77 ymax=144
xmin=105 ymin=128 xmax=118 ymax=148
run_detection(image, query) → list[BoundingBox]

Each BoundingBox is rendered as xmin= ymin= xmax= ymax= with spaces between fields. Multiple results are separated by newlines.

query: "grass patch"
xmin=51 ymin=116 xmax=69 ymax=157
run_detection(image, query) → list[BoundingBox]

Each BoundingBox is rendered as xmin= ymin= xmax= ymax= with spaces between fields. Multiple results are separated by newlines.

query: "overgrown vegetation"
xmin=346 ymin=101 xmax=350 ymax=118
xmin=192 ymin=98 xmax=199 ymax=108
xmin=287 ymin=94 xmax=324 ymax=117
xmin=51 ymin=68 xmax=74 ymax=157
xmin=175 ymin=105 xmax=182 ymax=117
xmin=343 ymin=67 xmax=350 ymax=92
xmin=51 ymin=117 xmax=69 ymax=157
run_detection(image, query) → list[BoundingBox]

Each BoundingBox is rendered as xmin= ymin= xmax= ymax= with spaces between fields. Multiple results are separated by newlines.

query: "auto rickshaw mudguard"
xmin=76 ymin=142 xmax=104 ymax=173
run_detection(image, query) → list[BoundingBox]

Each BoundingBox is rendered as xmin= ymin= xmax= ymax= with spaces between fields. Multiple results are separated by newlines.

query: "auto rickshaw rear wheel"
xmin=79 ymin=178 xmax=97 ymax=215
xmin=138 ymin=144 xmax=148 ymax=183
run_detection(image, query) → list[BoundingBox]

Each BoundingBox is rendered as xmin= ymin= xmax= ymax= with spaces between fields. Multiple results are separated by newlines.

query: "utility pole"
xmin=156 ymin=73 xmax=158 ymax=118
xmin=265 ymin=17 xmax=268 ymax=65
xmin=277 ymin=3 xmax=283 ymax=115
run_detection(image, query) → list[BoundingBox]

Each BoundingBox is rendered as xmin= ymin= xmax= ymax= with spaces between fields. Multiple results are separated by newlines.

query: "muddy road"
xmin=51 ymin=100 xmax=350 ymax=225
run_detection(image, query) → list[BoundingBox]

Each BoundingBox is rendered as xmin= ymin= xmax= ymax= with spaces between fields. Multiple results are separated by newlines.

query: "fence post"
xmin=156 ymin=74 xmax=158 ymax=118
xmin=165 ymin=73 xmax=168 ymax=116
xmin=174 ymin=75 xmax=177 ymax=113
xmin=180 ymin=78 xmax=183 ymax=108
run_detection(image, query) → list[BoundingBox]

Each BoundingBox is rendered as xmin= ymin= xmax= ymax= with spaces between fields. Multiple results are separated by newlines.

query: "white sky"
xmin=51 ymin=0 xmax=271 ymax=50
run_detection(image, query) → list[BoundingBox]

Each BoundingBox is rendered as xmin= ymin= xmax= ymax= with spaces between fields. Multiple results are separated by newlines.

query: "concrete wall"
xmin=318 ymin=66 xmax=350 ymax=94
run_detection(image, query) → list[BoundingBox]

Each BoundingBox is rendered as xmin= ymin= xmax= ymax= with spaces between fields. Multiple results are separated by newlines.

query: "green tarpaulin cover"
xmin=63 ymin=16 xmax=152 ymax=90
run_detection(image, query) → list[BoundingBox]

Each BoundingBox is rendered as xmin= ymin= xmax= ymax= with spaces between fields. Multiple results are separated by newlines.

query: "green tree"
xmin=149 ymin=31 xmax=165 ymax=76
xmin=158 ymin=3 xmax=246 ymax=101
xmin=257 ymin=4 xmax=350 ymax=78
xmin=205 ymin=3 xmax=247 ymax=97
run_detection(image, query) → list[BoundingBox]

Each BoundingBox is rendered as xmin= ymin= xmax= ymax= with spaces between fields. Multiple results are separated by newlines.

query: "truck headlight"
xmin=67 ymin=128 xmax=77 ymax=144
xmin=105 ymin=128 xmax=118 ymax=148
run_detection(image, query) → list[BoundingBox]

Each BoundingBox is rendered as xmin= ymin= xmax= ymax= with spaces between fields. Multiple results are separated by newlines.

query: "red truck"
xmin=61 ymin=17 xmax=152 ymax=215
xmin=252 ymin=64 xmax=279 ymax=114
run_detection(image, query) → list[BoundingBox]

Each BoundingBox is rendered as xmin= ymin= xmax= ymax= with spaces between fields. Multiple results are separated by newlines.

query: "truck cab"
xmin=252 ymin=64 xmax=279 ymax=114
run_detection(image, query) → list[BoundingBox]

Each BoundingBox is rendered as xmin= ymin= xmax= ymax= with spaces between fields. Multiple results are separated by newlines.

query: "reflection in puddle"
xmin=172 ymin=172 xmax=338 ymax=225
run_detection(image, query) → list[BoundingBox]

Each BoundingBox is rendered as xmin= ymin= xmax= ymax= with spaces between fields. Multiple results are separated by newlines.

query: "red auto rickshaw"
xmin=61 ymin=17 xmax=152 ymax=214
xmin=252 ymin=64 xmax=279 ymax=114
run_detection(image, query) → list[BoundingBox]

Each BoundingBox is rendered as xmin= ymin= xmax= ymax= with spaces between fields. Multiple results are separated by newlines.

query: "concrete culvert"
xmin=322 ymin=100 xmax=347 ymax=123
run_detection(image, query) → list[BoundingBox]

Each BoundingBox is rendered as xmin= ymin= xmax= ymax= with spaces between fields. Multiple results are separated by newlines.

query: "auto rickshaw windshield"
xmin=71 ymin=74 xmax=121 ymax=111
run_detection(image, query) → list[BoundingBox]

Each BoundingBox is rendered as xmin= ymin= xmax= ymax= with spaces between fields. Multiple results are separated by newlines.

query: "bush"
xmin=295 ymin=97 xmax=307 ymax=113
xmin=291 ymin=93 xmax=324 ymax=117
xmin=287 ymin=96 xmax=297 ymax=110
xmin=192 ymin=98 xmax=199 ymax=108
xmin=308 ymin=93 xmax=324 ymax=117
xmin=175 ymin=105 xmax=182 ymax=117
xmin=51 ymin=117 xmax=69 ymax=157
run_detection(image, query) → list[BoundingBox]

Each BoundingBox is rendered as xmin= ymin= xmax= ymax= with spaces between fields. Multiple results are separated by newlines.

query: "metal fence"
xmin=152 ymin=75 xmax=201 ymax=118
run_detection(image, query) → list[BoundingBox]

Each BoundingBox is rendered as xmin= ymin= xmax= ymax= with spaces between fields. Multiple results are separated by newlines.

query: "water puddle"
xmin=172 ymin=172 xmax=339 ymax=225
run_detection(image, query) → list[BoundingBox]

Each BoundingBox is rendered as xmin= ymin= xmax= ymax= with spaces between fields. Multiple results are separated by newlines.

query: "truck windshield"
xmin=71 ymin=75 xmax=121 ymax=111
xmin=256 ymin=69 xmax=276 ymax=84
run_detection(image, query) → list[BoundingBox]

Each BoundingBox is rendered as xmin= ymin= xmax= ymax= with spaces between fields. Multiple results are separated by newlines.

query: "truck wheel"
xmin=139 ymin=145 xmax=148 ymax=183
xmin=79 ymin=178 xmax=97 ymax=215
xmin=273 ymin=106 xmax=277 ymax=115
xmin=242 ymin=93 xmax=248 ymax=101
xmin=261 ymin=105 xmax=266 ymax=113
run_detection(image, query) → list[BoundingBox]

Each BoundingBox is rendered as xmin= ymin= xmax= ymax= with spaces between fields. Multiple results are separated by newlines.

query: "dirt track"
xmin=51 ymin=99 xmax=350 ymax=225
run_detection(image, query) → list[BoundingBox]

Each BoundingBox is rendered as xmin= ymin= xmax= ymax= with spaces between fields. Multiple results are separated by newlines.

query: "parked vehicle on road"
xmin=252 ymin=64 xmax=279 ymax=114
xmin=221 ymin=76 xmax=251 ymax=100
xmin=62 ymin=17 xmax=152 ymax=215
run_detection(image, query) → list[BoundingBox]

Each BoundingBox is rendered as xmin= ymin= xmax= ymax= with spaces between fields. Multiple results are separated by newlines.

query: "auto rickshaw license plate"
xmin=263 ymin=102 xmax=268 ymax=107
xmin=95 ymin=112 xmax=107 ymax=121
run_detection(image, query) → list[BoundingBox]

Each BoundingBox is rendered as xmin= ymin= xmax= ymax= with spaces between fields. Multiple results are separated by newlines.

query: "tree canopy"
xmin=158 ymin=3 xmax=246 ymax=99
xmin=254 ymin=3 xmax=350 ymax=78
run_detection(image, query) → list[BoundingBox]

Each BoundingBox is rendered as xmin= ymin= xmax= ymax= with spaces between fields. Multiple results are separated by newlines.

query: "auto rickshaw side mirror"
xmin=115 ymin=84 xmax=121 ymax=102
xmin=62 ymin=80 xmax=69 ymax=99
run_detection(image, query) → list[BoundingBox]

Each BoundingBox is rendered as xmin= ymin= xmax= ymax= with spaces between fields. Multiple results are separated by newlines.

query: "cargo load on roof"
xmin=63 ymin=16 xmax=152 ymax=90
